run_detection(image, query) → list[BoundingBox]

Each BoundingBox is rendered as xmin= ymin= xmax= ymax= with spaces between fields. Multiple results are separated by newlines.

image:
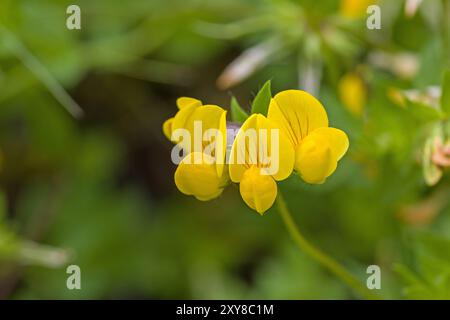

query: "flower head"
xmin=163 ymin=88 xmax=349 ymax=214
xmin=163 ymin=97 xmax=228 ymax=201
xmin=229 ymin=114 xmax=294 ymax=214
xmin=267 ymin=90 xmax=349 ymax=184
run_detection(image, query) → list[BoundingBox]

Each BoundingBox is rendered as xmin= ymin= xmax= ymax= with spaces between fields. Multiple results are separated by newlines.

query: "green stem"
xmin=276 ymin=191 xmax=381 ymax=300
xmin=0 ymin=25 xmax=84 ymax=118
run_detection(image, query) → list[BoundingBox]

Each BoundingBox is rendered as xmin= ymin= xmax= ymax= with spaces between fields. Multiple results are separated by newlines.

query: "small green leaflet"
xmin=441 ymin=69 xmax=450 ymax=115
xmin=230 ymin=96 xmax=248 ymax=123
xmin=251 ymin=80 xmax=272 ymax=116
xmin=395 ymin=87 xmax=446 ymax=123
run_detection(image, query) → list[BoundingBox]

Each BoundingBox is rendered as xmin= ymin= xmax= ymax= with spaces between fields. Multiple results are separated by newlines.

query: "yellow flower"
xmin=162 ymin=97 xmax=202 ymax=141
xmin=267 ymin=90 xmax=349 ymax=184
xmin=229 ymin=114 xmax=295 ymax=214
xmin=163 ymin=97 xmax=228 ymax=201
xmin=338 ymin=72 xmax=367 ymax=117
xmin=340 ymin=0 xmax=376 ymax=19
xmin=164 ymin=90 xmax=349 ymax=214
xmin=175 ymin=152 xmax=228 ymax=201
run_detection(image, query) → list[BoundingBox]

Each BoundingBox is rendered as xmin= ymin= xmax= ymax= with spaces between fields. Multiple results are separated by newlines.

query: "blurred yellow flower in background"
xmin=340 ymin=0 xmax=376 ymax=19
xmin=338 ymin=72 xmax=367 ymax=117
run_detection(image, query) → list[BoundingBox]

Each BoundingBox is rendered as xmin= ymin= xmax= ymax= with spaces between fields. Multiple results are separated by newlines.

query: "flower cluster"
xmin=163 ymin=89 xmax=349 ymax=214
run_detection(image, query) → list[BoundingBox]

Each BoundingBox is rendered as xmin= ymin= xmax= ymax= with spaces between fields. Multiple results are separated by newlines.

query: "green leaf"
xmin=230 ymin=96 xmax=248 ymax=123
xmin=395 ymin=87 xmax=446 ymax=123
xmin=441 ymin=69 xmax=450 ymax=115
xmin=251 ymin=80 xmax=272 ymax=116
xmin=408 ymin=101 xmax=446 ymax=123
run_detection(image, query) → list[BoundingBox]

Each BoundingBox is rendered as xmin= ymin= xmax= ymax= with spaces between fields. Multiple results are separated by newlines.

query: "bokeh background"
xmin=1 ymin=0 xmax=450 ymax=299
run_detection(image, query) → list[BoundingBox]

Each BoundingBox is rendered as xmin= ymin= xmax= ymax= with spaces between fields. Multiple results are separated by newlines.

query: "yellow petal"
xmin=229 ymin=114 xmax=259 ymax=182
xmin=168 ymin=97 xmax=202 ymax=143
xmin=239 ymin=166 xmax=277 ymax=214
xmin=185 ymin=105 xmax=226 ymax=142
xmin=171 ymin=104 xmax=227 ymax=160
xmin=176 ymin=97 xmax=202 ymax=109
xmin=171 ymin=104 xmax=198 ymax=142
xmin=268 ymin=90 xmax=328 ymax=147
xmin=174 ymin=152 xmax=227 ymax=201
xmin=216 ymin=111 xmax=227 ymax=177
xmin=229 ymin=114 xmax=294 ymax=182
xmin=162 ymin=117 xmax=174 ymax=140
xmin=308 ymin=127 xmax=349 ymax=161
xmin=295 ymin=134 xmax=337 ymax=184
xmin=338 ymin=72 xmax=366 ymax=117
xmin=184 ymin=105 xmax=227 ymax=165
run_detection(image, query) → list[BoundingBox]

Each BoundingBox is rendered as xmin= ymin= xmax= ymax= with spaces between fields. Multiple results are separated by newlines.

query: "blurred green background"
xmin=1 ymin=0 xmax=450 ymax=299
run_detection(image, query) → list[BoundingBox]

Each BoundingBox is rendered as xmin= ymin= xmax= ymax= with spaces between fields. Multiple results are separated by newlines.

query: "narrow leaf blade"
xmin=251 ymin=80 xmax=272 ymax=115
xmin=230 ymin=96 xmax=248 ymax=123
